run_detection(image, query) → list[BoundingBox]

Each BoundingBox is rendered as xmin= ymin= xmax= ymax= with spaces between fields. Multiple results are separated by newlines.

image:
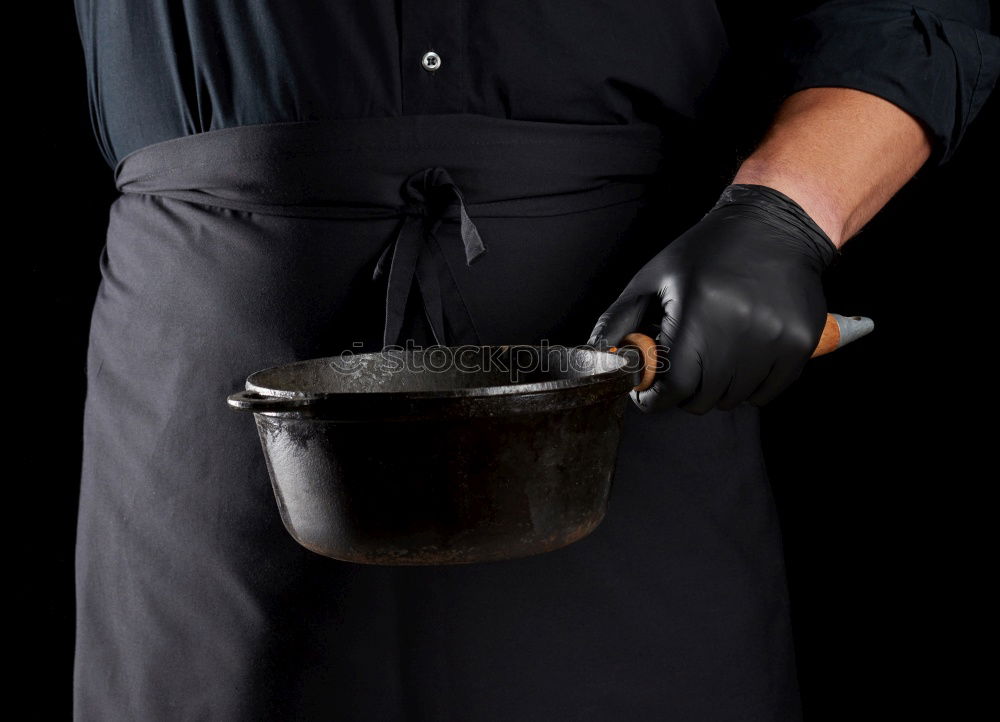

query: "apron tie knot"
xmin=373 ymin=166 xmax=487 ymax=348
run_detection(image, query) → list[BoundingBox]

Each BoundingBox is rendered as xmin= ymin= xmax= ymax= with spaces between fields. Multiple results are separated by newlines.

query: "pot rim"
xmin=244 ymin=345 xmax=638 ymax=401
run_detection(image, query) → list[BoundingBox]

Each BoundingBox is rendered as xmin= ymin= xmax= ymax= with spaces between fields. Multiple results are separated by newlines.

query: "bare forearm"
xmin=732 ymin=87 xmax=932 ymax=248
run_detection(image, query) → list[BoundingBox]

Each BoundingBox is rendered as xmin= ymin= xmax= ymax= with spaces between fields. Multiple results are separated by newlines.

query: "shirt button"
xmin=421 ymin=50 xmax=442 ymax=72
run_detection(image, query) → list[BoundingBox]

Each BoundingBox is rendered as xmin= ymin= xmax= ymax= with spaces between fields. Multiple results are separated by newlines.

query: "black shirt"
xmin=74 ymin=1 xmax=998 ymax=170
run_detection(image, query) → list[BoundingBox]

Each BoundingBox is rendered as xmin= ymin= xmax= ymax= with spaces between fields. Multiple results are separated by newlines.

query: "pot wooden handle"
xmin=613 ymin=313 xmax=874 ymax=393
xmin=610 ymin=332 xmax=660 ymax=393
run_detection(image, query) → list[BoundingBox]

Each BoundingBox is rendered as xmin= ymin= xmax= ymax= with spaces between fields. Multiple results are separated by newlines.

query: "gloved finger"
xmin=715 ymin=353 xmax=778 ymax=411
xmin=633 ymin=330 xmax=703 ymax=411
xmin=679 ymin=353 xmax=733 ymax=415
xmin=716 ymin=366 xmax=770 ymax=411
xmin=680 ymin=330 xmax=762 ymax=414
xmin=746 ymin=351 xmax=809 ymax=407
xmin=633 ymin=295 xmax=698 ymax=410
xmin=587 ymin=293 xmax=654 ymax=348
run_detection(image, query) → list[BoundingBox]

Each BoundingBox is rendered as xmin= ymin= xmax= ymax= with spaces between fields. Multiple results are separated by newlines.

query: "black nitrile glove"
xmin=588 ymin=183 xmax=838 ymax=414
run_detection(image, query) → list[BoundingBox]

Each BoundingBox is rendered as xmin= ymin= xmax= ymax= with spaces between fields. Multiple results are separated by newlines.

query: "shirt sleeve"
xmin=781 ymin=0 xmax=1000 ymax=164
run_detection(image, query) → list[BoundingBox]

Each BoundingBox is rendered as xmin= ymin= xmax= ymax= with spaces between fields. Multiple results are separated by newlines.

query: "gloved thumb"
xmin=587 ymin=293 xmax=653 ymax=348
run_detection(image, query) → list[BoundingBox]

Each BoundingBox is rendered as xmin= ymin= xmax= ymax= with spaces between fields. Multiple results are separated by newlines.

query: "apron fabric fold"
xmin=76 ymin=113 xmax=801 ymax=721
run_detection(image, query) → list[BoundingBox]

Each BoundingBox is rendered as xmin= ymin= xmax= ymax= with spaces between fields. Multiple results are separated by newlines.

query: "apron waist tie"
xmin=373 ymin=166 xmax=487 ymax=348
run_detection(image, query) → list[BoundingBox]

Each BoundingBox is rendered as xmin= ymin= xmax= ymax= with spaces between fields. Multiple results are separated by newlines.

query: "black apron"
xmin=75 ymin=113 xmax=800 ymax=720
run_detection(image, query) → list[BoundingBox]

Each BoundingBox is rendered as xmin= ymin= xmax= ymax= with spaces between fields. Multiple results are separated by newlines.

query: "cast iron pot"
xmin=227 ymin=338 xmax=656 ymax=565
xmin=227 ymin=315 xmax=870 ymax=566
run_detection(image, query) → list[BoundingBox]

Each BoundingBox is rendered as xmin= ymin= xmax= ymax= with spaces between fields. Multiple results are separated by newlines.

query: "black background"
xmin=17 ymin=2 xmax=994 ymax=719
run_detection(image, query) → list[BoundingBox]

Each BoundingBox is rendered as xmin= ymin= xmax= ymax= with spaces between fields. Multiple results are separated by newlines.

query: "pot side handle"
xmin=227 ymin=390 xmax=319 ymax=413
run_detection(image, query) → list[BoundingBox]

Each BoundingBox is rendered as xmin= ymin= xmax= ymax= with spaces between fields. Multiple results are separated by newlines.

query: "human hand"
xmin=588 ymin=184 xmax=838 ymax=414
